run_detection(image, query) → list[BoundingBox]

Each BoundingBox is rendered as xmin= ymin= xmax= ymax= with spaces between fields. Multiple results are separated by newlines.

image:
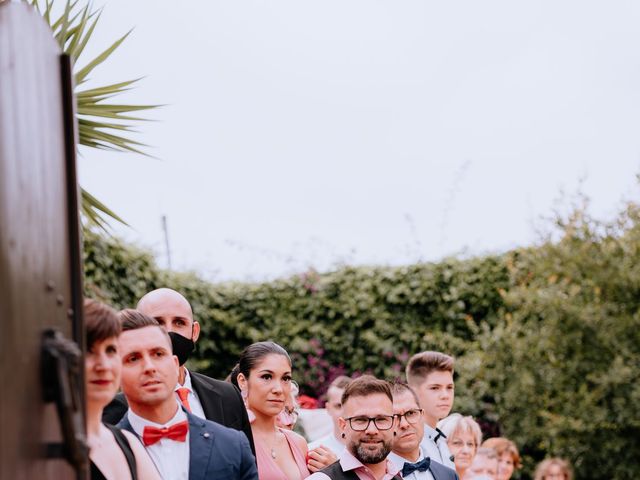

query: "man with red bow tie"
xmin=116 ymin=309 xmax=257 ymax=480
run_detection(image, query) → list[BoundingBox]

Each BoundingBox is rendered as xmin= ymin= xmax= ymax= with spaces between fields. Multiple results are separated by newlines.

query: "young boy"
xmin=406 ymin=351 xmax=456 ymax=469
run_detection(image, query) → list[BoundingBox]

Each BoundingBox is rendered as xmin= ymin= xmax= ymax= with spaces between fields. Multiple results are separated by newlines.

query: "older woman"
xmin=482 ymin=437 xmax=521 ymax=480
xmin=534 ymin=458 xmax=573 ymax=480
xmin=438 ymin=413 xmax=483 ymax=479
xmin=84 ymin=299 xmax=160 ymax=480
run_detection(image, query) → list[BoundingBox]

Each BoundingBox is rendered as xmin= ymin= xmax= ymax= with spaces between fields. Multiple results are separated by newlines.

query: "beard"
xmin=349 ymin=435 xmax=392 ymax=465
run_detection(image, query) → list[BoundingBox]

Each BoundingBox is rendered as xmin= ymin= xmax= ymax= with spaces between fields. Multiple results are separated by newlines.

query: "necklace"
xmin=270 ymin=430 xmax=280 ymax=459
xmin=259 ymin=428 xmax=280 ymax=459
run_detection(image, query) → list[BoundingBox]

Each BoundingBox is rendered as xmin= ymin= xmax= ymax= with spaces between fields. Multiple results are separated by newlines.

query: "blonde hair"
xmin=482 ymin=437 xmax=521 ymax=469
xmin=534 ymin=458 xmax=573 ymax=480
xmin=438 ymin=413 xmax=483 ymax=448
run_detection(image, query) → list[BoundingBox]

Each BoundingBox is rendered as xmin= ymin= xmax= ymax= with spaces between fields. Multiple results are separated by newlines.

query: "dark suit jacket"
xmin=103 ymin=369 xmax=255 ymax=454
xmin=118 ymin=410 xmax=258 ymax=480
xmin=428 ymin=460 xmax=459 ymax=480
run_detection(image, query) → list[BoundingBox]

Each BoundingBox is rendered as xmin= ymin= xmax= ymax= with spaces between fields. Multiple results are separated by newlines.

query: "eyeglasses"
xmin=450 ymin=439 xmax=476 ymax=449
xmin=395 ymin=408 xmax=423 ymax=424
xmin=345 ymin=415 xmax=395 ymax=431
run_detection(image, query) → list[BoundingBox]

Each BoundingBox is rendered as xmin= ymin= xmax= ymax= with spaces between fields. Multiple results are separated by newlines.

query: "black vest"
xmin=319 ymin=460 xmax=402 ymax=480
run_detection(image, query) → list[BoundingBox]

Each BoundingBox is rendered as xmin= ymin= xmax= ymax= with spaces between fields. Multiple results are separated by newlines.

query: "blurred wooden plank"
xmin=0 ymin=3 xmax=82 ymax=479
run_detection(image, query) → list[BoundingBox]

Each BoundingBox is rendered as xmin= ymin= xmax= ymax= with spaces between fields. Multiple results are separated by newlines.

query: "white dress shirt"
xmin=175 ymin=368 xmax=206 ymax=419
xmin=308 ymin=432 xmax=346 ymax=456
xmin=388 ymin=447 xmax=436 ymax=480
xmin=420 ymin=424 xmax=455 ymax=470
xmin=128 ymin=402 xmax=190 ymax=480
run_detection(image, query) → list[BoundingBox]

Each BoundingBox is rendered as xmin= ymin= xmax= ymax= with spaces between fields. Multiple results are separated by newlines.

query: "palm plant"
xmin=28 ymin=0 xmax=159 ymax=229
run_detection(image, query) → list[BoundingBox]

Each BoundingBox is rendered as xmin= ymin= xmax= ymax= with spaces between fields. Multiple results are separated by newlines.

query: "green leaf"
xmin=81 ymin=189 xmax=129 ymax=230
xmin=32 ymin=0 xmax=161 ymax=228
xmin=75 ymin=29 xmax=132 ymax=85
xmin=76 ymin=78 xmax=143 ymax=99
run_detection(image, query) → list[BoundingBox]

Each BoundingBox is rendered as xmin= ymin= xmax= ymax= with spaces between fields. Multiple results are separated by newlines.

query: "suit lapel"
xmin=187 ymin=411 xmax=214 ymax=480
xmin=190 ymin=371 xmax=225 ymax=423
xmin=117 ymin=414 xmax=149 ymax=448
xmin=117 ymin=415 xmax=134 ymax=435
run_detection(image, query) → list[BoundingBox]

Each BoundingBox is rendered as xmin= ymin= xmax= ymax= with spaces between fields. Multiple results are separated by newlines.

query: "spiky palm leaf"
xmin=28 ymin=0 xmax=160 ymax=228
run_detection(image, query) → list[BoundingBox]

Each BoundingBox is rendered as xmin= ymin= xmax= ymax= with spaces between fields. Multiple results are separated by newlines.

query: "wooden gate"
xmin=0 ymin=2 xmax=86 ymax=479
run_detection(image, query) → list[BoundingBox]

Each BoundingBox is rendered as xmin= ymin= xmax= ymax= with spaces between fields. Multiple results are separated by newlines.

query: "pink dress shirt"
xmin=307 ymin=448 xmax=401 ymax=480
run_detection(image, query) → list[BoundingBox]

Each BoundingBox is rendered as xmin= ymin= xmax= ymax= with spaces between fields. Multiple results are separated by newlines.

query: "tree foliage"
xmin=459 ymin=204 xmax=640 ymax=478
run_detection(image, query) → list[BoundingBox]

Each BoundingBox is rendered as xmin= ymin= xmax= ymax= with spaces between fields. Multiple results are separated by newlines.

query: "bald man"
xmin=103 ymin=288 xmax=254 ymax=453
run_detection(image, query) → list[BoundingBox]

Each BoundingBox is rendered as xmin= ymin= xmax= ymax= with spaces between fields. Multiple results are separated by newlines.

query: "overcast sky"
xmin=77 ymin=1 xmax=640 ymax=281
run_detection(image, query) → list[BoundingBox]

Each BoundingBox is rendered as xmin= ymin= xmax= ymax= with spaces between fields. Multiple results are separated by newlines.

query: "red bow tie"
xmin=142 ymin=420 xmax=189 ymax=446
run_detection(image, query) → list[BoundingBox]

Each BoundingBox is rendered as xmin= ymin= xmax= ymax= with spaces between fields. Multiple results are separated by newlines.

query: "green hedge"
xmin=83 ymin=229 xmax=508 ymax=392
xmin=83 ymin=202 xmax=640 ymax=479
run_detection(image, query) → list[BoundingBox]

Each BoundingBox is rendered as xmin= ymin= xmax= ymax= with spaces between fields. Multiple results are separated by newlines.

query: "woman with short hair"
xmin=481 ymin=437 xmax=521 ymax=480
xmin=438 ymin=413 xmax=483 ymax=479
xmin=534 ymin=458 xmax=573 ymax=480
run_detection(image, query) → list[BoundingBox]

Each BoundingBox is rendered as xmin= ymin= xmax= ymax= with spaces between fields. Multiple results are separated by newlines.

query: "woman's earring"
xmin=240 ymin=389 xmax=256 ymax=423
xmin=341 ymin=433 xmax=346 ymax=439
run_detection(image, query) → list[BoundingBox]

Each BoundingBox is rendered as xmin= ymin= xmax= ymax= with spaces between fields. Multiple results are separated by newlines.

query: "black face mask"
xmin=168 ymin=331 xmax=195 ymax=366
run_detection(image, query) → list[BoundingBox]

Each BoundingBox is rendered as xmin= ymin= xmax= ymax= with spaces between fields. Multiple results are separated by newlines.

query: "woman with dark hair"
xmin=84 ymin=299 xmax=160 ymax=480
xmin=235 ymin=341 xmax=316 ymax=479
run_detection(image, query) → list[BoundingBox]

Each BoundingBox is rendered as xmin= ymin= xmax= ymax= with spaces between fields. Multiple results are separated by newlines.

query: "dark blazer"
xmin=118 ymin=410 xmax=258 ymax=480
xmin=103 ymin=369 xmax=255 ymax=454
xmin=428 ymin=460 xmax=459 ymax=480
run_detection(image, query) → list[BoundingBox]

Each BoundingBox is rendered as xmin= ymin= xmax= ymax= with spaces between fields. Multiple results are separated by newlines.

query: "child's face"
xmin=414 ymin=370 xmax=454 ymax=427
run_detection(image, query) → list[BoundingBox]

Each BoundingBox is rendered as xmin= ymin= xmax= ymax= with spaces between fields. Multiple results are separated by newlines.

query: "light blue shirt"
xmin=420 ymin=424 xmax=455 ymax=470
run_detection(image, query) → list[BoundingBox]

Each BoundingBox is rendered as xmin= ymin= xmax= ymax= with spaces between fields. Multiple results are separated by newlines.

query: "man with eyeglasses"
xmin=388 ymin=383 xmax=459 ymax=480
xmin=308 ymin=375 xmax=402 ymax=480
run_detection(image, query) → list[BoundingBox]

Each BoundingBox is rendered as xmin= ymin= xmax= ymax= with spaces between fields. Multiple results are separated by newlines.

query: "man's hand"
xmin=307 ymin=445 xmax=338 ymax=472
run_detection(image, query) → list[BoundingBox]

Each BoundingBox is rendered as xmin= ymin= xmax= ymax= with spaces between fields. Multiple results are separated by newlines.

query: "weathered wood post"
xmin=0 ymin=2 xmax=87 ymax=478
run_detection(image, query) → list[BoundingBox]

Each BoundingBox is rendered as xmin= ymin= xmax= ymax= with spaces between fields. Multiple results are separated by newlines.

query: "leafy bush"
xmin=459 ymin=205 xmax=640 ymax=479
xmin=83 ymin=229 xmax=508 ymax=390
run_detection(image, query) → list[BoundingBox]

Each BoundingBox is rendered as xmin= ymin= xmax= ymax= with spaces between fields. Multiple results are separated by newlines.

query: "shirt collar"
xmin=128 ymin=400 xmax=187 ymax=436
xmin=387 ymin=447 xmax=425 ymax=470
xmin=176 ymin=368 xmax=193 ymax=391
xmin=339 ymin=448 xmax=401 ymax=477
xmin=423 ymin=423 xmax=439 ymax=440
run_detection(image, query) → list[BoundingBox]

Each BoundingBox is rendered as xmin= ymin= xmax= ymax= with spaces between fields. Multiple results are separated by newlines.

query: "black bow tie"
xmin=402 ymin=457 xmax=430 ymax=477
xmin=433 ymin=428 xmax=447 ymax=443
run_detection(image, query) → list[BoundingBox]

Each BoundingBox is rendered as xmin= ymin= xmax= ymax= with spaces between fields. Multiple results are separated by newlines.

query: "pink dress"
xmin=255 ymin=428 xmax=310 ymax=480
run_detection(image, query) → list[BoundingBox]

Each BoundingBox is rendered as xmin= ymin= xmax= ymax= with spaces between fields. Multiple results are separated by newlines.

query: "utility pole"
xmin=161 ymin=214 xmax=172 ymax=270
